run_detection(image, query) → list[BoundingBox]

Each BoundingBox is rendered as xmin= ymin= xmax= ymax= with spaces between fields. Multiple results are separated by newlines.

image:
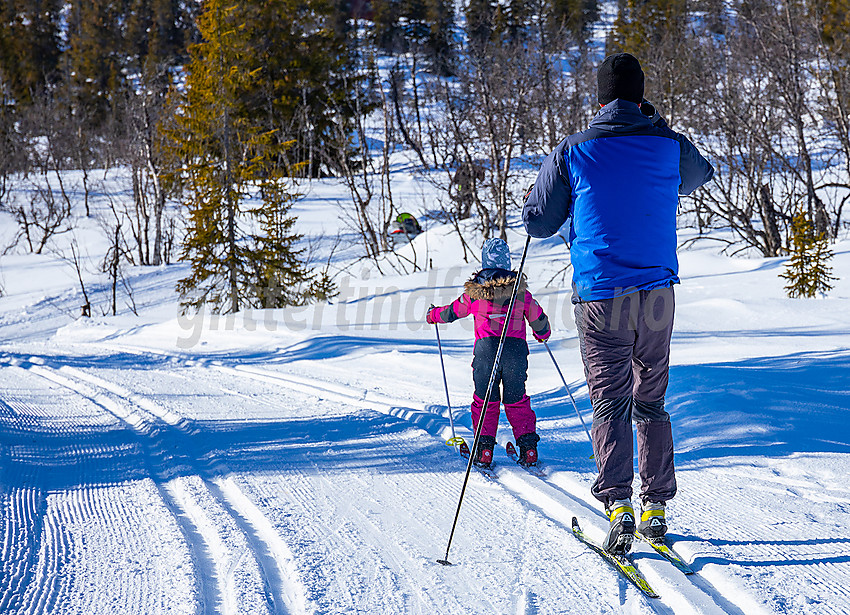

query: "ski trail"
xmin=67 ymin=344 xmax=799 ymax=613
xmin=0 ymin=395 xmax=47 ymax=615
xmin=18 ymin=364 xmax=224 ymax=615
xmin=26 ymin=361 xmax=312 ymax=615
xmin=209 ymin=366 xmax=664 ymax=613
xmin=80 ymin=352 xmax=624 ymax=614
xmin=214 ymin=355 xmax=850 ymax=615
xmin=0 ymin=367 xmax=197 ymax=615
xmin=216 ymin=361 xmax=754 ymax=614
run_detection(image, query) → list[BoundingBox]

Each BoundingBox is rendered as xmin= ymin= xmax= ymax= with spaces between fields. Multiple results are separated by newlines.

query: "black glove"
xmin=640 ymin=99 xmax=662 ymax=125
xmin=522 ymin=183 xmax=535 ymax=204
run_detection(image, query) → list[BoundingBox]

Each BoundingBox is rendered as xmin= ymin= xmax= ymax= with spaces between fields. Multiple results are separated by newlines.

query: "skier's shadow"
xmin=678 ymin=534 xmax=850 ymax=572
xmin=688 ymin=551 xmax=850 ymax=572
xmin=677 ymin=536 xmax=850 ymax=547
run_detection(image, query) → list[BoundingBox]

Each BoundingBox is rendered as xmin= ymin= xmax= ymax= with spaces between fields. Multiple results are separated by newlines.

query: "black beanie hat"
xmin=597 ymin=53 xmax=644 ymax=105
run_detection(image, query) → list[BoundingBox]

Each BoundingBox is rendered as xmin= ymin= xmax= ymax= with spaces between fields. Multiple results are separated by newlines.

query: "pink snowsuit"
xmin=428 ymin=270 xmax=550 ymax=440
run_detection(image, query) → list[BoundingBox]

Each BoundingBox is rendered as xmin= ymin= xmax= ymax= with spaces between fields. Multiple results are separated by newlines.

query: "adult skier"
xmin=426 ymin=238 xmax=551 ymax=467
xmin=522 ymin=53 xmax=714 ymax=554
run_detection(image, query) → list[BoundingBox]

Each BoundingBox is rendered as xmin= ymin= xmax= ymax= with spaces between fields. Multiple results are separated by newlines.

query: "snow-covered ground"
xmin=1 ymin=169 xmax=850 ymax=614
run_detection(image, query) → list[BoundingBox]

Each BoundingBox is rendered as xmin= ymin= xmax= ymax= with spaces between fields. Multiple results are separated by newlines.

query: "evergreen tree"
xmin=424 ymin=0 xmax=456 ymax=75
xmin=0 ymin=0 xmax=62 ymax=105
xmin=125 ymin=0 xmax=196 ymax=78
xmin=64 ymin=0 xmax=126 ymax=128
xmin=466 ymin=0 xmax=498 ymax=54
xmin=607 ymin=0 xmax=693 ymax=124
xmin=401 ymin=0 xmax=456 ymax=74
xmin=548 ymin=0 xmax=599 ymax=41
xmin=814 ymin=0 xmax=850 ymax=48
xmin=781 ymin=209 xmax=837 ymax=298
xmin=372 ymin=0 xmax=404 ymax=52
xmin=169 ymin=0 xmax=327 ymax=314
xmin=241 ymin=0 xmax=362 ymax=177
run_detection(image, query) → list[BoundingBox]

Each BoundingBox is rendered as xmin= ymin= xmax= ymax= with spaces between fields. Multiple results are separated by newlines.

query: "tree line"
xmin=0 ymin=0 xmax=846 ymax=312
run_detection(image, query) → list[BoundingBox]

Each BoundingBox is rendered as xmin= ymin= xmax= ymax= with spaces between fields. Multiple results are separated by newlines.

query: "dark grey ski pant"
xmin=574 ymin=285 xmax=677 ymax=506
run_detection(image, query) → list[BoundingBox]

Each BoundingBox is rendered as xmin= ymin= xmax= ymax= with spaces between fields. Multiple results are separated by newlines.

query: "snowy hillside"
xmin=1 ymin=172 xmax=850 ymax=615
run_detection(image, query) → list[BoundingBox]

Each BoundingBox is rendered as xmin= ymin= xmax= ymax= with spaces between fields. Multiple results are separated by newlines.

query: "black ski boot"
xmin=637 ymin=500 xmax=667 ymax=541
xmin=473 ymin=436 xmax=496 ymax=468
xmin=516 ymin=432 xmax=540 ymax=466
xmin=603 ymin=499 xmax=636 ymax=554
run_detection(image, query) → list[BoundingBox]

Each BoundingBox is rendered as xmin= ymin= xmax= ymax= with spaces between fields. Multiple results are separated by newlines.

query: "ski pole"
xmin=542 ymin=340 xmax=595 ymax=461
xmin=437 ymin=234 xmax=531 ymax=567
xmin=433 ymin=319 xmax=458 ymax=444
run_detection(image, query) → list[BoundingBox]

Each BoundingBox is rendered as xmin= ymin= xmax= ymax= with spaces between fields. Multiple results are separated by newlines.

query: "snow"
xmin=1 ymin=165 xmax=850 ymax=615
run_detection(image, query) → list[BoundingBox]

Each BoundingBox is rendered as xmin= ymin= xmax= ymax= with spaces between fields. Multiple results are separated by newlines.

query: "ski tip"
xmin=571 ymin=516 xmax=579 ymax=529
xmin=505 ymin=441 xmax=516 ymax=456
xmin=436 ymin=559 xmax=453 ymax=566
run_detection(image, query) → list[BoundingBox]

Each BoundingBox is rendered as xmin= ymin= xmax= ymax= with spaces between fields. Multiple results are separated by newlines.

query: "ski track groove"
xmin=241 ymin=435 xmax=498 ymax=615
xmin=214 ymin=360 xmax=753 ymax=615
xmin=19 ymin=360 xmax=312 ymax=615
xmin=0 ymin=381 xmax=79 ymax=615
xmin=0 ymin=484 xmax=45 ymax=613
xmin=666 ymin=468 xmax=850 ymax=615
xmin=307 ymin=439 xmax=441 ymax=614
xmin=26 ymin=344 xmax=836 ymax=614
xmin=12 ymin=364 xmax=212 ymax=615
xmin=94 ymin=353 xmax=550 ymax=614
xmin=0 ymin=368 xmax=198 ymax=615
xmin=159 ymin=361 xmax=508 ymax=613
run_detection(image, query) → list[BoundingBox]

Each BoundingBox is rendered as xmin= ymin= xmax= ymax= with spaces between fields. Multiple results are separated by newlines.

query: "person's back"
xmin=522 ymin=52 xmax=714 ymax=555
xmin=565 ymin=101 xmax=680 ymax=298
xmin=524 ymin=56 xmax=713 ymax=303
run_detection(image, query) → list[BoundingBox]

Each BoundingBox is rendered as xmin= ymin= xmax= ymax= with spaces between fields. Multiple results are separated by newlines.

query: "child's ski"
xmin=505 ymin=442 xmax=546 ymax=477
xmin=634 ymin=532 xmax=694 ymax=575
xmin=571 ymin=517 xmax=659 ymax=599
xmin=458 ymin=439 xmax=498 ymax=479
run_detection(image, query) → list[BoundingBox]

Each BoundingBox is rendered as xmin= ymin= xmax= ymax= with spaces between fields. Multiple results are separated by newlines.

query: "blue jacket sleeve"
xmin=522 ymin=140 xmax=572 ymax=239
xmin=676 ymin=134 xmax=714 ymax=195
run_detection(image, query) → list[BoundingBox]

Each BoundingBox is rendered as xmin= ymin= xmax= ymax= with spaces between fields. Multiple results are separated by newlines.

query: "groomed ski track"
xmin=0 ymin=344 xmax=807 ymax=614
xmin=1 ymin=357 xmax=310 ymax=615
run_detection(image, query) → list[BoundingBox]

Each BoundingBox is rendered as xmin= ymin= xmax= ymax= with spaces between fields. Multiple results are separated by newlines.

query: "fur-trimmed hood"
xmin=464 ymin=268 xmax=527 ymax=302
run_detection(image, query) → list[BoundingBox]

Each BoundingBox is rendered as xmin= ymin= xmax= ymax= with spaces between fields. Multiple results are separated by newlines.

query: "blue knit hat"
xmin=481 ymin=238 xmax=511 ymax=270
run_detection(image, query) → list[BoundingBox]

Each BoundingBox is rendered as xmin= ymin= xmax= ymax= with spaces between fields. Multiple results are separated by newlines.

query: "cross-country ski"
xmin=571 ymin=517 xmax=659 ymax=599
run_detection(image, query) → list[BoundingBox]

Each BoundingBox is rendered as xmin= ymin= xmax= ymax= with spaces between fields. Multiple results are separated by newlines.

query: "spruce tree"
xmin=607 ymin=0 xmax=692 ymax=123
xmin=64 ymin=0 xmax=126 ymax=128
xmin=0 ymin=0 xmax=62 ymax=105
xmin=240 ymin=0 xmax=360 ymax=177
xmin=425 ymin=0 xmax=456 ymax=75
xmin=548 ymin=0 xmax=599 ymax=41
xmin=371 ymin=0 xmax=402 ymax=52
xmin=781 ymin=209 xmax=838 ymax=298
xmin=466 ymin=0 xmax=497 ymax=54
xmin=169 ymin=0 xmax=327 ymax=314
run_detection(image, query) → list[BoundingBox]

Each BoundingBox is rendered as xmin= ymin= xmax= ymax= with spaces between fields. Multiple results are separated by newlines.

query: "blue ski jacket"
xmin=522 ymin=99 xmax=714 ymax=303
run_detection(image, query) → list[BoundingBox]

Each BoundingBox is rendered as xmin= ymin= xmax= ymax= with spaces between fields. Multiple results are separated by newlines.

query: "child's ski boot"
xmin=516 ymin=432 xmax=540 ymax=466
xmin=473 ymin=436 xmax=496 ymax=468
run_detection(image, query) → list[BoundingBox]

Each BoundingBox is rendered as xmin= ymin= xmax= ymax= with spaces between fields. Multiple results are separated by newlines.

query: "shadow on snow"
xmin=1 ymin=347 xmax=848 ymax=490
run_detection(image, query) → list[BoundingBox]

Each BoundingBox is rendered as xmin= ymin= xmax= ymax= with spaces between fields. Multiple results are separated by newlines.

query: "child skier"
xmin=426 ymin=238 xmax=551 ymax=468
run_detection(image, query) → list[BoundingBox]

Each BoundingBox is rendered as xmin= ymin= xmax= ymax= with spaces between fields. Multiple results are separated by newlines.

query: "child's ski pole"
xmin=433 ymin=319 xmax=459 ymax=445
xmin=437 ymin=235 xmax=531 ymax=567
xmin=542 ymin=340 xmax=595 ymax=461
